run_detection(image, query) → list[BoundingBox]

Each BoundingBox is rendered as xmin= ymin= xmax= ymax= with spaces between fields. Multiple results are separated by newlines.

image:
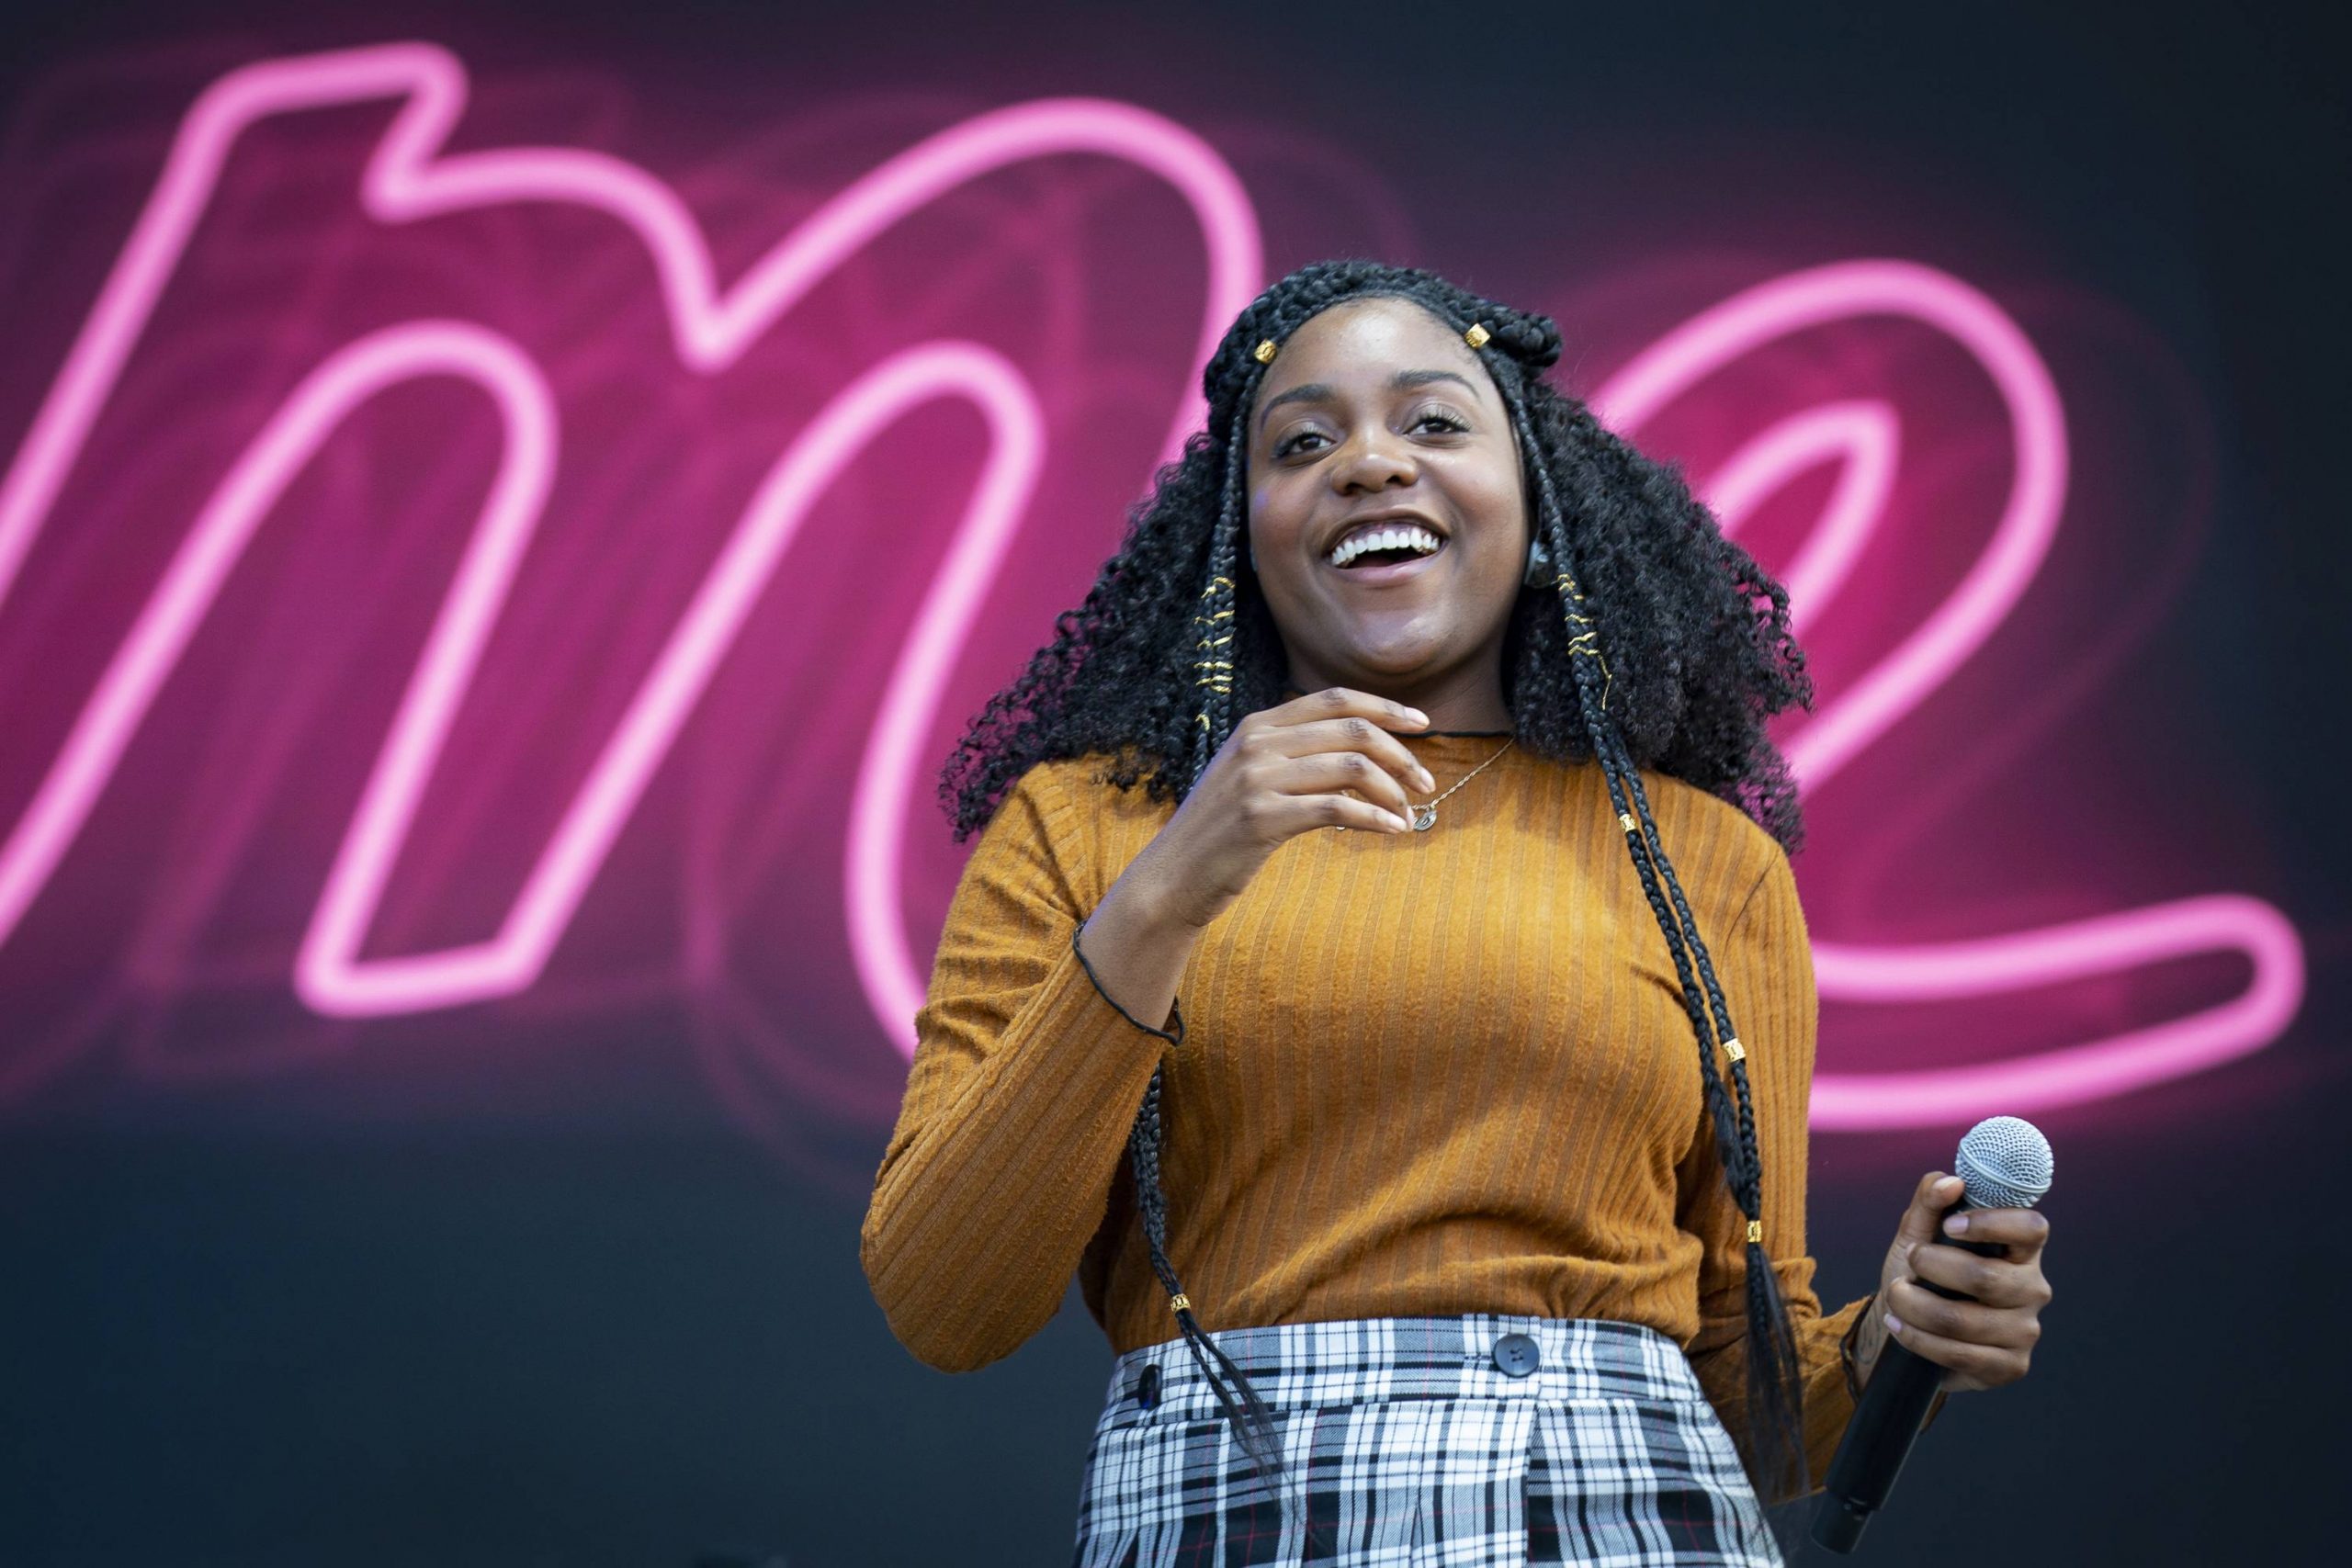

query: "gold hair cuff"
xmin=1252 ymin=339 xmax=1278 ymax=364
xmin=1747 ymin=1220 xmax=1764 ymax=1245
xmin=1618 ymin=812 xmax=1638 ymax=833
xmin=1724 ymin=1038 xmax=1746 ymax=1063
xmin=1464 ymin=322 xmax=1491 ymax=349
xmin=1169 ymin=1293 xmax=1192 ymax=1314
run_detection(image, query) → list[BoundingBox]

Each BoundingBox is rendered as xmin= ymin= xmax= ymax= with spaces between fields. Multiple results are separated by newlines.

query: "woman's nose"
xmin=1331 ymin=428 xmax=1417 ymax=492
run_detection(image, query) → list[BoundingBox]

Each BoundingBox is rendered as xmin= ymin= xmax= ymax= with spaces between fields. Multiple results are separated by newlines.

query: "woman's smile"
xmin=1320 ymin=509 xmax=1451 ymax=583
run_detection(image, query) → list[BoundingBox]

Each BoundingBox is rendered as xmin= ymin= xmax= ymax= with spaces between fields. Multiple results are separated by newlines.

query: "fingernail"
xmin=1884 ymin=1314 xmax=1903 ymax=1336
xmin=1939 ymin=1177 xmax=1962 ymax=1194
xmin=1406 ymin=708 xmax=1429 ymax=724
xmin=1417 ymin=768 xmax=1436 ymax=789
xmin=1944 ymin=1213 xmax=1970 ymax=1235
xmin=1903 ymin=1241 xmax=1917 ymax=1265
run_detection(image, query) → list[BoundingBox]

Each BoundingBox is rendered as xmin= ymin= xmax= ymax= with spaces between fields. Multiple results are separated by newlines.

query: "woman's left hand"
xmin=1860 ymin=1171 xmax=2053 ymax=1394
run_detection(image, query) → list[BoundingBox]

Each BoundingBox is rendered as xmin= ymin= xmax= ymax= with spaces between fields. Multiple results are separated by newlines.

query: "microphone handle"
xmin=1813 ymin=1195 xmax=2010 ymax=1551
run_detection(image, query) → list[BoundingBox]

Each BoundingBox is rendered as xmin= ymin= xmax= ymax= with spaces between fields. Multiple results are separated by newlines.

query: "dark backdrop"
xmin=0 ymin=1 xmax=2344 ymax=1563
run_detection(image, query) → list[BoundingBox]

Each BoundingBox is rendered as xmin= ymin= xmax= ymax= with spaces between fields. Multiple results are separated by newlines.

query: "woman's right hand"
xmin=1070 ymin=687 xmax=1433 ymax=1040
xmin=1128 ymin=686 xmax=1436 ymax=931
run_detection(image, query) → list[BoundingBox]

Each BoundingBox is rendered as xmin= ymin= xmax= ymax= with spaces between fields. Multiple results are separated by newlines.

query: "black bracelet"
xmin=1069 ymin=923 xmax=1184 ymax=1047
xmin=1839 ymin=1290 xmax=1876 ymax=1404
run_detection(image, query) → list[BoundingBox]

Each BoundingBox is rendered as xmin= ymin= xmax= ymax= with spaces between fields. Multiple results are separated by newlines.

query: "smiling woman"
xmin=862 ymin=261 xmax=2052 ymax=1567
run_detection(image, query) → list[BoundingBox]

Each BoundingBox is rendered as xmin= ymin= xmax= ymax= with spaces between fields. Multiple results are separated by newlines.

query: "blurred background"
xmin=0 ymin=1 xmax=2342 ymax=1562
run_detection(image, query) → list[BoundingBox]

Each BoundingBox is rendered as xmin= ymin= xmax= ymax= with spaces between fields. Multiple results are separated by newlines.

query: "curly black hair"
xmin=938 ymin=260 xmax=1820 ymax=1543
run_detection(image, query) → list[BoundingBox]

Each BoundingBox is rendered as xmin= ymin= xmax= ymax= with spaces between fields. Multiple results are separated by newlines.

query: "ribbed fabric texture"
xmin=861 ymin=730 xmax=1873 ymax=1488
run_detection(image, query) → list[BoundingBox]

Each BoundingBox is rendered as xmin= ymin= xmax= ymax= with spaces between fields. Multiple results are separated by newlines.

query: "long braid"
xmin=1118 ymin=262 xmax=1812 ymax=1554
xmin=1124 ymin=373 xmax=1329 ymax=1551
xmin=1510 ymin=388 xmax=1811 ymax=1524
xmin=1116 ymin=269 xmax=1440 ymax=1552
xmin=1532 ymin=393 xmax=1810 ymax=1512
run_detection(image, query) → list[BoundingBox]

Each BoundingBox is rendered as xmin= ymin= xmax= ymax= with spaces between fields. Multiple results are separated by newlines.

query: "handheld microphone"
xmin=1810 ymin=1115 xmax=2052 ymax=1553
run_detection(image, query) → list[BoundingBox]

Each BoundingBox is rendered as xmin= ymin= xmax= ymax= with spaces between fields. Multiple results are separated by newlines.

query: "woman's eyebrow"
xmin=1257 ymin=368 xmax=1483 ymax=431
xmin=1391 ymin=368 xmax=1479 ymax=397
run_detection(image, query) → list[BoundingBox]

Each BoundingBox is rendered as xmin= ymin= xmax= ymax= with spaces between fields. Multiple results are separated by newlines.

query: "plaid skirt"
xmin=1069 ymin=1314 xmax=1784 ymax=1567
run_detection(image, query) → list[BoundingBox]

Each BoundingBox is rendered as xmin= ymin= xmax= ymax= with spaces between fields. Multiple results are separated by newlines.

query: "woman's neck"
xmin=1279 ymin=667 xmax=1513 ymax=734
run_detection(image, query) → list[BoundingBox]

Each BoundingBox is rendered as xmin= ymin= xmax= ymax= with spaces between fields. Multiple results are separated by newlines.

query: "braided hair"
xmin=939 ymin=261 xmax=1818 ymax=1537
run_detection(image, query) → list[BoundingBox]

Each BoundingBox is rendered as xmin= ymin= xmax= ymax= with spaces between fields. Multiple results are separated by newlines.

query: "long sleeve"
xmin=1675 ymin=841 xmax=1872 ymax=1504
xmin=859 ymin=761 xmax=1178 ymax=1372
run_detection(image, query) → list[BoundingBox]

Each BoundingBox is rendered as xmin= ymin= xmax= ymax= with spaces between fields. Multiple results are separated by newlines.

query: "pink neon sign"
xmin=0 ymin=42 xmax=1255 ymax=1020
xmin=0 ymin=43 xmax=2302 ymax=1133
xmin=1592 ymin=261 xmax=2301 ymax=1124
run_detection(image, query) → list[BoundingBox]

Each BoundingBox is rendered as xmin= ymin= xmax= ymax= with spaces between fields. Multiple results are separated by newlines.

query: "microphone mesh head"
xmin=1956 ymin=1116 xmax=2053 ymax=1210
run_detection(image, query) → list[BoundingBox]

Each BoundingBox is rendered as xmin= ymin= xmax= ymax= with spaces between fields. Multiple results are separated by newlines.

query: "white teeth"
xmin=1328 ymin=524 xmax=1442 ymax=568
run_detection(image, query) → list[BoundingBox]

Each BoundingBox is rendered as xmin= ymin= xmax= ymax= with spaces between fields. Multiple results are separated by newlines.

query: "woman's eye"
xmin=1272 ymin=412 xmax=1461 ymax=457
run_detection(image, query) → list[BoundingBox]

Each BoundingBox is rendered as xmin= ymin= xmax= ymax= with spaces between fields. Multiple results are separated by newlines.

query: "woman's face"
xmin=1245 ymin=296 xmax=1531 ymax=709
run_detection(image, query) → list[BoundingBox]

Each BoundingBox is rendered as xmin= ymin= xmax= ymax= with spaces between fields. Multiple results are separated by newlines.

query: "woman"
xmin=861 ymin=261 xmax=2053 ymax=1565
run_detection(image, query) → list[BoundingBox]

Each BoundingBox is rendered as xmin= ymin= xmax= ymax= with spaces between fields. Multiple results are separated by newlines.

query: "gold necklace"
xmin=1405 ymin=735 xmax=1515 ymax=829
xmin=1336 ymin=736 xmax=1515 ymax=832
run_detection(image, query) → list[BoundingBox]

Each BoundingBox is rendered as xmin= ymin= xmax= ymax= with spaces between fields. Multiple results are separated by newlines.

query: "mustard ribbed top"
xmin=861 ymin=729 xmax=1871 ymax=1486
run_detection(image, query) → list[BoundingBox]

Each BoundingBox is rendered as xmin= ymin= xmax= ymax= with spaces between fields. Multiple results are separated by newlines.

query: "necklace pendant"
xmin=1409 ymin=804 xmax=1438 ymax=831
